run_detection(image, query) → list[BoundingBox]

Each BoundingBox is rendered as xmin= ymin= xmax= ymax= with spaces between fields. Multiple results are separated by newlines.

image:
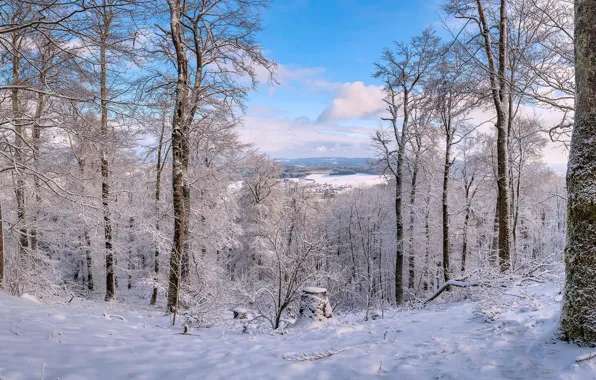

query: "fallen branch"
xmin=424 ymin=280 xmax=483 ymax=305
xmin=104 ymin=313 xmax=127 ymax=321
xmin=575 ymin=352 xmax=596 ymax=363
xmin=283 ymin=348 xmax=348 ymax=361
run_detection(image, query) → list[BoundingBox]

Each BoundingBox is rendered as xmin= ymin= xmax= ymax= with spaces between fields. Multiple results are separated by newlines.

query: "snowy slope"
xmin=0 ymin=283 xmax=594 ymax=380
xmin=305 ymin=173 xmax=386 ymax=187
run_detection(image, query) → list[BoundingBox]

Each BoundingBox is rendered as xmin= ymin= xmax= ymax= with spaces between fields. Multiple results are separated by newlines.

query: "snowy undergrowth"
xmin=0 ymin=282 xmax=594 ymax=380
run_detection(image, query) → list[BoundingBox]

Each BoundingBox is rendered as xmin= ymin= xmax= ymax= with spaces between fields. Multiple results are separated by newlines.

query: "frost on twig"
xmin=283 ymin=348 xmax=348 ymax=361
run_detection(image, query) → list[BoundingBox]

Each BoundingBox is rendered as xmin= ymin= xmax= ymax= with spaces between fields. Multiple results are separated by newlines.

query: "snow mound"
xmin=19 ymin=293 xmax=41 ymax=304
xmin=303 ymin=287 xmax=326 ymax=294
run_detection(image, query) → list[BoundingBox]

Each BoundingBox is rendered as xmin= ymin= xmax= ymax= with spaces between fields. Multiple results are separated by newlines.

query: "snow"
xmin=305 ymin=173 xmax=386 ymax=187
xmin=1 ymin=283 xmax=595 ymax=379
xmin=19 ymin=293 xmax=41 ymax=304
xmin=303 ymin=287 xmax=327 ymax=294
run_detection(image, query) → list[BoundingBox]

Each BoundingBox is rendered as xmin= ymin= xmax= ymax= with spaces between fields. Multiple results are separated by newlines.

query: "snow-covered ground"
xmin=305 ymin=173 xmax=386 ymax=187
xmin=1 ymin=283 xmax=594 ymax=380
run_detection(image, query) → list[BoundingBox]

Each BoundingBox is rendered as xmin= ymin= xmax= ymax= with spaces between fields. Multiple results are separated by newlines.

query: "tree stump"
xmin=295 ymin=287 xmax=334 ymax=328
xmin=233 ymin=308 xmax=248 ymax=320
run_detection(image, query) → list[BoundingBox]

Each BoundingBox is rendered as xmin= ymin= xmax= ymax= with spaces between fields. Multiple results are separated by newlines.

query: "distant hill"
xmin=275 ymin=157 xmax=379 ymax=179
xmin=275 ymin=157 xmax=371 ymax=168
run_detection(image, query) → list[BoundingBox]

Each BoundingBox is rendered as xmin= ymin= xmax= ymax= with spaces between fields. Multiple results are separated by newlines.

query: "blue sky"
xmin=239 ymin=0 xmax=443 ymax=159
xmin=239 ymin=0 xmax=568 ymax=168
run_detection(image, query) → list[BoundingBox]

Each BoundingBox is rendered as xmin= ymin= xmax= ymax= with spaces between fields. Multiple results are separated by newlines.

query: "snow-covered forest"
xmin=0 ymin=0 xmax=595 ymax=379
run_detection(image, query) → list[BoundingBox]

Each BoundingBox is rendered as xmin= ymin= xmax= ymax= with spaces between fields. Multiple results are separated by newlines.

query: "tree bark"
xmin=476 ymin=0 xmax=512 ymax=272
xmin=166 ymin=0 xmax=189 ymax=315
xmin=30 ymin=39 xmax=50 ymax=254
xmin=461 ymin=196 xmax=471 ymax=274
xmin=442 ymin=125 xmax=453 ymax=284
xmin=561 ymin=0 xmax=596 ymax=345
xmin=99 ymin=10 xmax=115 ymax=301
xmin=11 ymin=33 xmax=28 ymax=261
xmin=77 ymin=143 xmax=94 ymax=292
xmin=393 ymin=89 xmax=408 ymax=305
xmin=150 ymin=110 xmax=166 ymax=305
xmin=407 ymin=140 xmax=420 ymax=290
xmin=0 ymin=200 xmax=4 ymax=289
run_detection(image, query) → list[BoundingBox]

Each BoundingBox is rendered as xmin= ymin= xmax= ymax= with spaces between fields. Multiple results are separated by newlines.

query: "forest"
xmin=0 ymin=0 xmax=594 ymax=378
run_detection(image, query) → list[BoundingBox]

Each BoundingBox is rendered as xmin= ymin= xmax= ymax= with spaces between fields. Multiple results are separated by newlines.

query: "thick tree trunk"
xmin=496 ymin=119 xmax=512 ymax=272
xmin=393 ymin=90 xmax=408 ymax=305
xmin=561 ymin=0 xmax=596 ymax=345
xmin=0 ymin=200 xmax=4 ymax=289
xmin=496 ymin=0 xmax=512 ymax=273
xmin=166 ymin=0 xmax=189 ymax=315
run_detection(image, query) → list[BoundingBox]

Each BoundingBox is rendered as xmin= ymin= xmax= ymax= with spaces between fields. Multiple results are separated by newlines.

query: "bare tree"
xmin=445 ymin=0 xmax=513 ymax=272
xmin=431 ymin=44 xmax=477 ymax=283
xmin=150 ymin=105 xmax=169 ymax=305
xmin=372 ymin=28 xmax=441 ymax=304
xmin=159 ymin=0 xmax=275 ymax=316
xmin=82 ymin=0 xmax=137 ymax=301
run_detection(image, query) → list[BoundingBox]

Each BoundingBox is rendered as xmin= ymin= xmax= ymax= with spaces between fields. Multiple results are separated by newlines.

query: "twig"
xmin=576 ymin=352 xmax=596 ymax=363
xmin=283 ymin=348 xmax=349 ymax=361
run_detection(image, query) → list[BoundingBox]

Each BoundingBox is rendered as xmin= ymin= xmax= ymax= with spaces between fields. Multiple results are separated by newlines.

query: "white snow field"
xmin=305 ymin=173 xmax=387 ymax=187
xmin=1 ymin=283 xmax=595 ymax=380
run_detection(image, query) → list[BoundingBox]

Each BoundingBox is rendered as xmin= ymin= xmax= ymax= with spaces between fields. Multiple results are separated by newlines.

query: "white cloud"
xmin=317 ymin=82 xmax=385 ymax=122
xmin=238 ymin=114 xmax=372 ymax=158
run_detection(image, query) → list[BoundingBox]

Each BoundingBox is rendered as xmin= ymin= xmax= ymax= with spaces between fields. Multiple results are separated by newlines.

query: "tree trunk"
xmin=393 ymin=90 xmax=409 ymax=305
xmin=490 ymin=200 xmax=499 ymax=265
xmin=31 ymin=42 xmax=49 ymax=254
xmin=407 ymin=145 xmax=420 ymax=289
xmin=461 ymin=200 xmax=471 ymax=274
xmin=420 ymin=191 xmax=432 ymax=292
xmin=11 ymin=37 xmax=28 ymax=261
xmin=0 ymin=200 xmax=4 ymax=289
xmin=100 ymin=24 xmax=115 ymax=302
xmin=166 ymin=0 xmax=189 ymax=316
xmin=78 ymin=153 xmax=94 ymax=292
xmin=150 ymin=111 xmax=166 ymax=305
xmin=442 ymin=132 xmax=452 ymax=284
xmin=561 ymin=0 xmax=596 ymax=345
xmin=128 ymin=213 xmax=134 ymax=290
xmin=476 ymin=0 xmax=512 ymax=272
